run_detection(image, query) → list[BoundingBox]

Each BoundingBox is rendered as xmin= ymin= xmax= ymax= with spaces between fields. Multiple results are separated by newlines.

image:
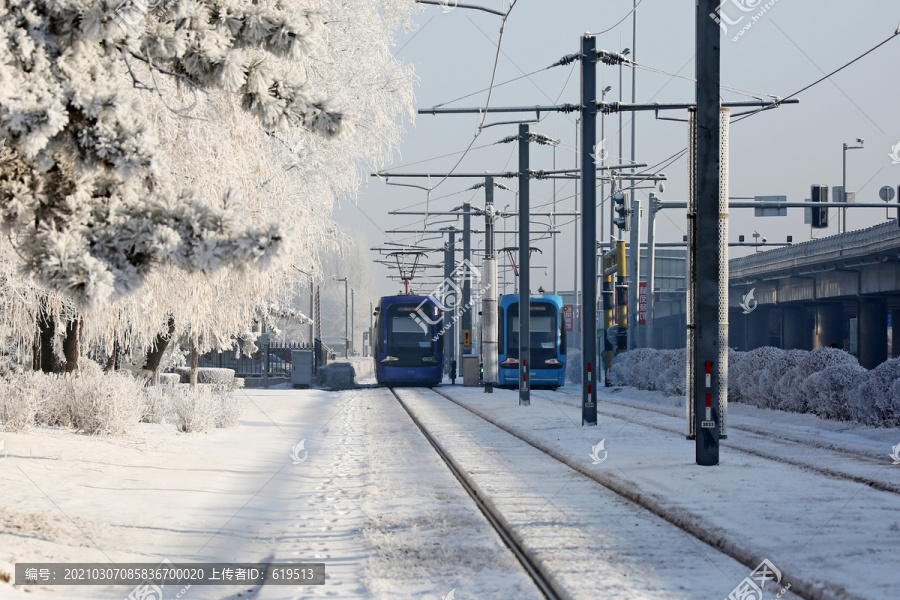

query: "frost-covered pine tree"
xmin=0 ymin=0 xmax=357 ymax=309
xmin=0 ymin=0 xmax=417 ymax=374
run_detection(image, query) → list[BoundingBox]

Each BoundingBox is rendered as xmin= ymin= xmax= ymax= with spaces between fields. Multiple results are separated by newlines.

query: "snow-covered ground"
xmin=436 ymin=383 xmax=900 ymax=600
xmin=0 ymin=387 xmax=541 ymax=599
xmin=3 ymin=381 xmax=898 ymax=599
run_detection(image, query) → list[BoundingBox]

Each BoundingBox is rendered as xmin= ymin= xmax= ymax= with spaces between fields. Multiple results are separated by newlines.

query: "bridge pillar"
xmin=814 ymin=304 xmax=843 ymax=350
xmin=859 ymin=299 xmax=888 ymax=369
xmin=746 ymin=308 xmax=769 ymax=349
xmin=893 ymin=308 xmax=900 ymax=359
xmin=783 ymin=307 xmax=812 ymax=350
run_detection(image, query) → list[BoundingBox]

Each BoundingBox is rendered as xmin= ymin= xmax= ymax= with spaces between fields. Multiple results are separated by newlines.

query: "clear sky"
xmin=332 ymin=0 xmax=900 ymax=298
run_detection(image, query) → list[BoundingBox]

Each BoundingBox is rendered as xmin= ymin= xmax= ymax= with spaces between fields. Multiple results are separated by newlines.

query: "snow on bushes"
xmin=318 ymin=362 xmax=356 ymax=390
xmin=608 ymin=348 xmax=685 ymax=395
xmin=0 ymin=365 xmax=245 ymax=434
xmin=856 ymin=359 xmax=900 ymax=427
xmin=608 ymin=347 xmax=900 ymax=427
xmin=801 ymin=363 xmax=867 ymax=421
xmin=174 ymin=367 xmax=236 ymax=388
xmin=158 ymin=373 xmax=180 ymax=386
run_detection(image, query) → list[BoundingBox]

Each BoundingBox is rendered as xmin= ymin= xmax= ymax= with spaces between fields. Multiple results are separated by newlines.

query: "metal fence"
xmin=199 ymin=340 xmax=332 ymax=378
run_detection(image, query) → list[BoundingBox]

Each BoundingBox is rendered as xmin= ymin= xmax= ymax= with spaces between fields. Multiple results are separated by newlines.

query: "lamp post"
xmin=333 ymin=276 xmax=349 ymax=357
xmin=294 ymin=267 xmax=315 ymax=345
xmin=601 ymin=85 xmax=612 ymax=244
xmin=842 ymin=138 xmax=864 ymax=234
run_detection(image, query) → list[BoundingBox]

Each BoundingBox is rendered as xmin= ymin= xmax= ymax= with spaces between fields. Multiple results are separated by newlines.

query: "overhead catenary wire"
xmin=731 ymin=27 xmax=900 ymax=123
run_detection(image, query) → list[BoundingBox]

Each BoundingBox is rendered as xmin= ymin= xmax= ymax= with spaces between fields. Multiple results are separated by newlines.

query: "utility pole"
xmin=627 ymin=197 xmax=641 ymax=350
xmin=483 ymin=177 xmax=499 ymax=393
xmin=350 ymin=287 xmax=355 ymax=357
xmin=338 ymin=277 xmax=349 ymax=358
xmin=646 ymin=193 xmax=658 ymax=349
xmin=462 ymin=201 xmax=472 ymax=358
xmin=580 ymin=35 xmax=599 ymax=425
xmin=573 ymin=116 xmax=581 ymax=350
xmin=518 ymin=123 xmax=531 ymax=406
xmin=552 ymin=145 xmax=557 ymax=294
xmin=692 ymin=0 xmax=723 ymax=466
xmin=443 ymin=228 xmax=457 ymax=382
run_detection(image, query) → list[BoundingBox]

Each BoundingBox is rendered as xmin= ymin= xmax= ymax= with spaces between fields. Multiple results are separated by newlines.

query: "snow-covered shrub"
xmin=215 ymin=394 xmax=245 ymax=429
xmin=657 ymin=349 xmax=687 ymax=397
xmin=854 ymin=358 xmax=900 ymax=426
xmin=64 ymin=366 xmax=146 ymax=435
xmin=318 ymin=362 xmax=356 ymax=390
xmin=174 ymin=367 xmax=236 ymax=389
xmin=755 ymin=349 xmax=805 ymax=410
xmin=777 ymin=348 xmax=859 ymax=413
xmin=0 ymin=375 xmax=38 ymax=432
xmin=232 ymin=377 xmax=245 ymax=390
xmin=171 ymin=385 xmax=219 ymax=433
xmin=801 ymin=363 xmax=867 ymax=421
xmin=158 ymin=373 xmax=180 ymax=386
xmin=730 ymin=347 xmax=785 ymax=407
xmin=169 ymin=383 xmax=245 ymax=433
xmin=566 ymin=349 xmax=582 ymax=384
xmin=142 ymin=387 xmax=171 ymax=425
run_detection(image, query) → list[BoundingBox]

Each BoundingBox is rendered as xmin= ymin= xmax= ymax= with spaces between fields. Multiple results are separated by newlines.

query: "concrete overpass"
xmin=728 ymin=221 xmax=900 ymax=368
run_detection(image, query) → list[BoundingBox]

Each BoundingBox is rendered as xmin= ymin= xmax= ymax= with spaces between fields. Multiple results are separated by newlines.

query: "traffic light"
xmin=811 ymin=184 xmax=828 ymax=228
xmin=613 ymin=191 xmax=629 ymax=231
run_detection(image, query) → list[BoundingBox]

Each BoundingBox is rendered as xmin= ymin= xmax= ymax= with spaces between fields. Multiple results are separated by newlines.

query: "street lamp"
xmin=293 ymin=266 xmax=315 ymax=344
xmin=842 ymin=138 xmax=864 ymax=234
xmin=600 ymin=85 xmax=612 ymax=243
xmin=332 ymin=276 xmax=349 ymax=357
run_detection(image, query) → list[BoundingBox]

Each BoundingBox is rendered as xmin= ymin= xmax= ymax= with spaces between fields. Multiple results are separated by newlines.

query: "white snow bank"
xmin=609 ymin=347 xmax=900 ymax=426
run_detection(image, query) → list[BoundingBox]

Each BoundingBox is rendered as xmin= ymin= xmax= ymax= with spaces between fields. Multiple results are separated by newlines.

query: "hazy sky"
xmin=332 ymin=0 xmax=900 ymax=298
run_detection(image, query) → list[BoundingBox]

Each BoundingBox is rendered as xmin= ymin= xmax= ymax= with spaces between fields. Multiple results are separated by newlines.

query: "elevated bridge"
xmin=728 ymin=222 xmax=900 ymax=368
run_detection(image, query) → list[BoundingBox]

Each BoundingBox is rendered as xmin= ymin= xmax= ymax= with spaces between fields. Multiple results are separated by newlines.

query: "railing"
xmin=200 ymin=341 xmax=328 ymax=378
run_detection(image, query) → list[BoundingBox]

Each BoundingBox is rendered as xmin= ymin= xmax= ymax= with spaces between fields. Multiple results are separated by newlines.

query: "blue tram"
xmin=374 ymin=295 xmax=443 ymax=387
xmin=497 ymin=293 xmax=566 ymax=388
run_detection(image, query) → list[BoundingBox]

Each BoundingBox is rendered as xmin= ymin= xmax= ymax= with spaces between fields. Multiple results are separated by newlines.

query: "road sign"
xmin=754 ymin=195 xmax=787 ymax=217
xmin=879 ymin=186 xmax=896 ymax=202
xmin=564 ymin=304 xmax=575 ymax=332
xmin=463 ymin=329 xmax=471 ymax=346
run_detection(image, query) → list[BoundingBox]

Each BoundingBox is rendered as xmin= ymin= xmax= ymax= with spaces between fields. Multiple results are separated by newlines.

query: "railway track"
xmin=546 ymin=387 xmax=900 ymax=496
xmin=387 ymin=386 xmax=823 ymax=600
xmin=387 ymin=386 xmax=564 ymax=600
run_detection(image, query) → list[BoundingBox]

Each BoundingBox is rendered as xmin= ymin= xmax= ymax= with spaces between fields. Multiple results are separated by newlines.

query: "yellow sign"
xmin=463 ymin=329 xmax=471 ymax=346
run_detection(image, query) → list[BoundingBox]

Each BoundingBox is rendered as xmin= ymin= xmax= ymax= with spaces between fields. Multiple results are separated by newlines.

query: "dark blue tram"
xmin=373 ymin=295 xmax=443 ymax=387
xmin=497 ymin=293 xmax=566 ymax=388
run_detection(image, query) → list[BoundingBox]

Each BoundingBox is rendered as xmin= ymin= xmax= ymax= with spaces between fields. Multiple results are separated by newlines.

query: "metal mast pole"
xmin=574 ymin=117 xmax=580 ymax=349
xmin=693 ymin=0 xmax=721 ymax=466
xmin=627 ymin=198 xmax=641 ymax=351
xmin=581 ymin=35 xmax=599 ymax=425
xmin=462 ymin=202 xmax=472 ymax=357
xmin=646 ymin=193 xmax=658 ymax=349
xmin=351 ymin=287 xmax=355 ymax=357
xmin=518 ymin=124 xmax=531 ymax=406
xmin=483 ymin=177 xmax=498 ymax=393
xmin=552 ymin=145 xmax=557 ymax=294
xmin=343 ymin=280 xmax=349 ymax=358
xmin=842 ymin=144 xmax=847 ymax=234
xmin=445 ymin=229 xmax=458 ymax=383
xmin=630 ymin=0 xmax=638 ymax=207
